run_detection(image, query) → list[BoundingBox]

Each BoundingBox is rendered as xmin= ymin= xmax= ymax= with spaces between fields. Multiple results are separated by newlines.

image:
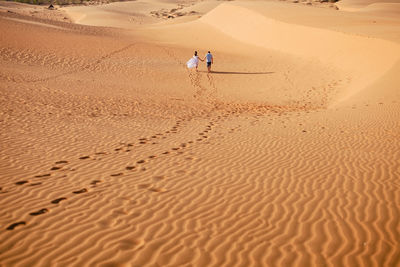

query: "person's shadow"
xmin=200 ymin=71 xmax=274 ymax=75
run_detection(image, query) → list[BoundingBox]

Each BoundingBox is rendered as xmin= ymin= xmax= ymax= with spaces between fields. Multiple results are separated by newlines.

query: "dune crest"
xmin=199 ymin=2 xmax=400 ymax=104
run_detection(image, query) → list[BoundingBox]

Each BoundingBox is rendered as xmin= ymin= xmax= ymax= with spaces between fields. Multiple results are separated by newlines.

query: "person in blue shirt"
xmin=204 ymin=51 xmax=213 ymax=73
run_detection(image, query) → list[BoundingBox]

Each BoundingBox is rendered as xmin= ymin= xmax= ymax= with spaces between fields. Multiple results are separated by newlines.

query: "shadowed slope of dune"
xmin=198 ymin=2 xmax=400 ymax=105
xmin=337 ymin=0 xmax=400 ymax=18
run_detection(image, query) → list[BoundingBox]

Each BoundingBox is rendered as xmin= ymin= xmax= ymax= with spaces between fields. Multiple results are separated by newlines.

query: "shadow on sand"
xmin=200 ymin=71 xmax=274 ymax=75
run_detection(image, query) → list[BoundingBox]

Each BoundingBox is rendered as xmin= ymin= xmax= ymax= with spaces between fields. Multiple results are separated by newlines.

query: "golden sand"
xmin=1 ymin=0 xmax=399 ymax=265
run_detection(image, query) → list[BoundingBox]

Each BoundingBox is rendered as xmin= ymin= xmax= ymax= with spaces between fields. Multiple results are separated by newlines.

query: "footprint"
xmin=137 ymin=160 xmax=146 ymax=164
xmin=138 ymin=184 xmax=153 ymax=189
xmin=79 ymin=156 xmax=90 ymax=160
xmin=90 ymin=180 xmax=101 ymax=186
xmin=15 ymin=180 xmax=29 ymax=185
xmin=97 ymin=218 xmax=116 ymax=228
xmin=126 ymin=166 xmax=136 ymax=170
xmin=153 ymin=175 xmax=165 ymax=181
xmin=6 ymin=221 xmax=26 ymax=230
xmin=50 ymin=167 xmax=61 ymax=171
xmin=119 ymin=238 xmax=145 ymax=250
xmin=29 ymin=182 xmax=42 ymax=186
xmin=51 ymin=197 xmax=67 ymax=204
xmin=30 ymin=208 xmax=49 ymax=216
xmin=55 ymin=160 xmax=68 ymax=164
xmin=148 ymin=155 xmax=157 ymax=159
xmin=35 ymin=174 xmax=51 ymax=178
xmin=111 ymin=173 xmax=124 ymax=177
xmin=149 ymin=187 xmax=167 ymax=193
xmin=0 ymin=188 xmax=8 ymax=194
xmin=73 ymin=188 xmax=87 ymax=194
xmin=162 ymin=152 xmax=170 ymax=155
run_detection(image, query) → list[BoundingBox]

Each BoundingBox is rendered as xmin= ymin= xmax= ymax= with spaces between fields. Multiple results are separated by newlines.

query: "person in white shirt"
xmin=186 ymin=51 xmax=204 ymax=71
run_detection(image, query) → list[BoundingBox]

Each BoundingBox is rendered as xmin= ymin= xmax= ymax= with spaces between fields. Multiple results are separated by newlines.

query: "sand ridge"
xmin=197 ymin=2 xmax=400 ymax=104
xmin=1 ymin=0 xmax=400 ymax=266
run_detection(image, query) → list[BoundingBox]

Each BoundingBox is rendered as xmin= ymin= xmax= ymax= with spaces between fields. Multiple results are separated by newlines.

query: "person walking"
xmin=205 ymin=51 xmax=213 ymax=73
xmin=186 ymin=51 xmax=203 ymax=71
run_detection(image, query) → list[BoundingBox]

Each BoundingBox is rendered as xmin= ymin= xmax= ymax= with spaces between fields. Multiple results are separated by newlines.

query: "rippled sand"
xmin=1 ymin=0 xmax=400 ymax=266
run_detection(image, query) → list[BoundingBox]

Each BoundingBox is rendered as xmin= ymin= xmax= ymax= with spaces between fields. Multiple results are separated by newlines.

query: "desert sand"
xmin=1 ymin=0 xmax=399 ymax=266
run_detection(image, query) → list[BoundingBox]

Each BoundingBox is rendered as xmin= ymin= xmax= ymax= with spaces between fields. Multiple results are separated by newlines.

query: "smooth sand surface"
xmin=1 ymin=0 xmax=399 ymax=266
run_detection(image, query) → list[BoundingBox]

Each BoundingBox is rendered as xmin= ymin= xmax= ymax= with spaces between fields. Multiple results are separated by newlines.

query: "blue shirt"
xmin=206 ymin=53 xmax=213 ymax=63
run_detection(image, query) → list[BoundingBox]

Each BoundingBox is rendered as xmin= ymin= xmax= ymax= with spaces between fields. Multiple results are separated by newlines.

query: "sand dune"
xmin=338 ymin=1 xmax=400 ymax=18
xmin=1 ymin=0 xmax=400 ymax=266
xmin=338 ymin=0 xmax=400 ymax=10
xmin=198 ymin=2 xmax=400 ymax=104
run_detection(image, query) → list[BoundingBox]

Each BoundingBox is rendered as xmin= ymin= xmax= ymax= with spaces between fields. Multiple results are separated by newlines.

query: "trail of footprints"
xmin=4 ymin=100 xmax=389 ymax=230
xmin=5 ymin=118 xmax=220 ymax=231
xmin=7 ymin=158 xmax=96 ymax=230
xmin=4 ymin=43 xmax=350 ymax=230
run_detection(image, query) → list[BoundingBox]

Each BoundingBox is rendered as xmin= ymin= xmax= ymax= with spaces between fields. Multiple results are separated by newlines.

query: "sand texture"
xmin=1 ymin=0 xmax=399 ymax=266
